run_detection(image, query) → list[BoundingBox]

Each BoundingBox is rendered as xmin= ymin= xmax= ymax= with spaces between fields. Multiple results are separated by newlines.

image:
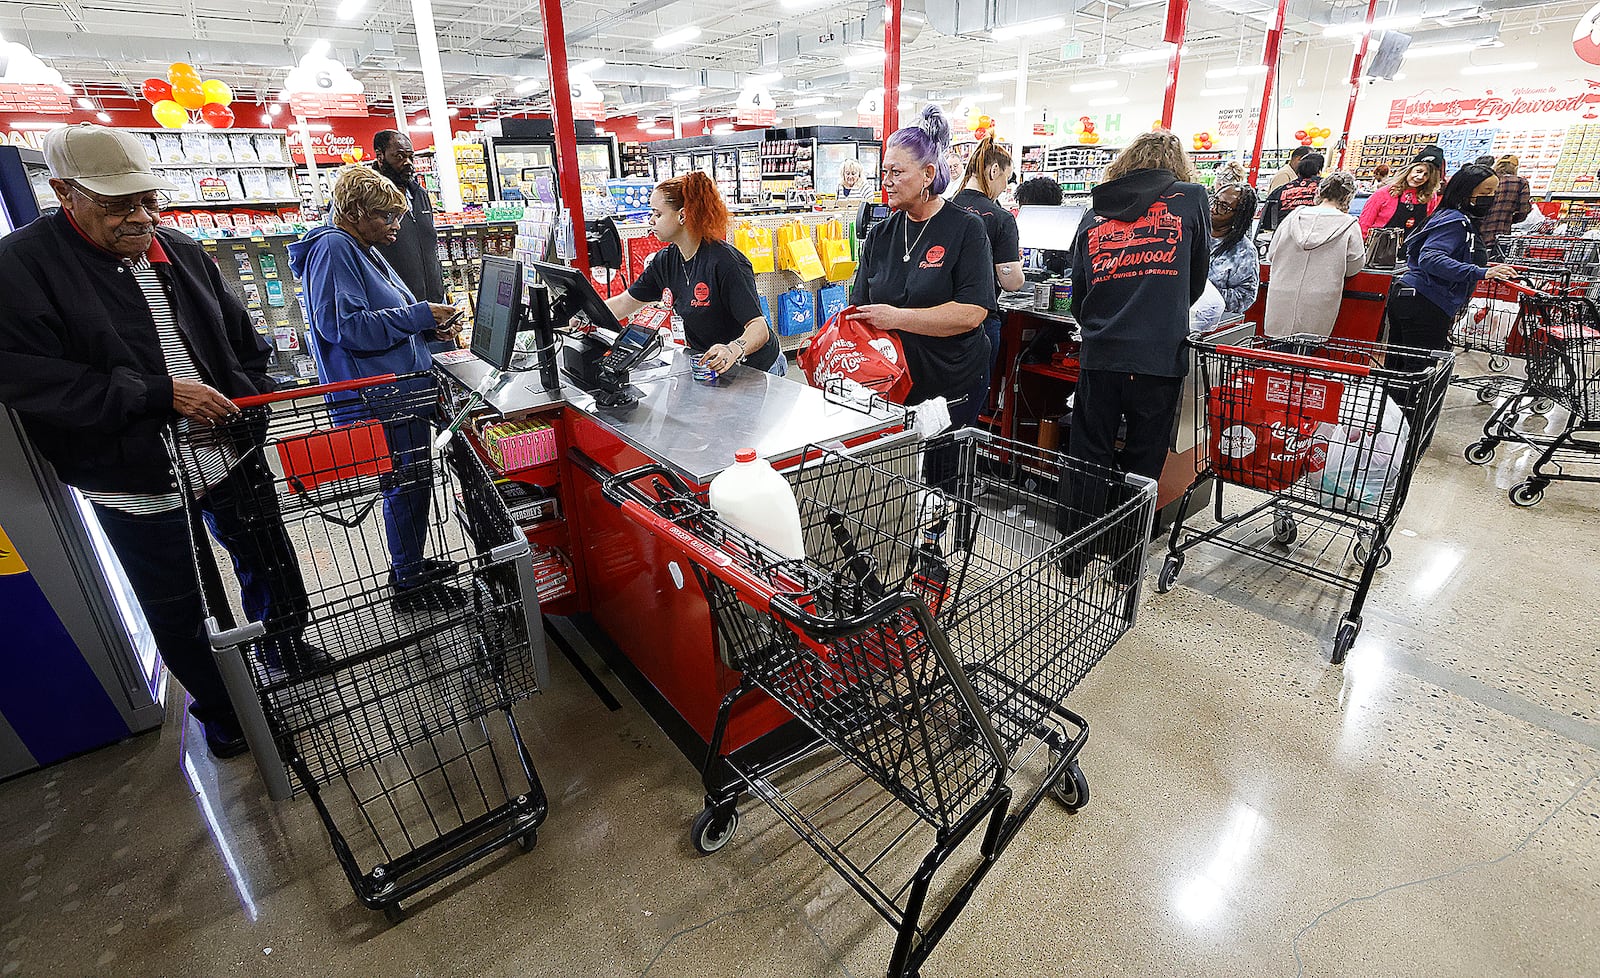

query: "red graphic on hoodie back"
xmin=1086 ymin=198 xmax=1186 ymax=282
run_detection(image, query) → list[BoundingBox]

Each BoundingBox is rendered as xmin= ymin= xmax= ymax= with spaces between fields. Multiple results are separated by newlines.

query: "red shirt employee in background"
xmin=602 ymin=172 xmax=782 ymax=376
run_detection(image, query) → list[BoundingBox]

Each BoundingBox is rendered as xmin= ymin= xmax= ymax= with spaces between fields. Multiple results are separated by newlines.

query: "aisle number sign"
xmin=735 ymin=83 xmax=775 ymax=126
xmin=283 ymin=51 xmax=368 ymax=118
xmin=571 ymin=72 xmax=605 ymax=122
xmin=856 ymin=91 xmax=883 ymax=132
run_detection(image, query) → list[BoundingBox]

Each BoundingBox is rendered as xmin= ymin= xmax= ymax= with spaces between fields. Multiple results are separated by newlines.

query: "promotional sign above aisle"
xmin=282 ymin=51 xmax=368 ymax=118
xmin=0 ymin=41 xmax=70 ymax=114
xmin=570 ymin=73 xmax=604 ymax=122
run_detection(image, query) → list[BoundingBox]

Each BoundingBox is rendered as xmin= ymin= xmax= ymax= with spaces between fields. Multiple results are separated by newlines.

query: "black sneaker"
xmin=202 ymin=714 xmax=250 ymax=759
xmin=258 ymin=638 xmax=337 ymax=675
xmin=392 ymin=580 xmax=470 ymax=614
xmin=387 ymin=557 xmax=460 ymax=590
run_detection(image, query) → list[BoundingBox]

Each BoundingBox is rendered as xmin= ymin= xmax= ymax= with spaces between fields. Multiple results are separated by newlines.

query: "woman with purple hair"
xmin=850 ymin=105 xmax=996 ymax=434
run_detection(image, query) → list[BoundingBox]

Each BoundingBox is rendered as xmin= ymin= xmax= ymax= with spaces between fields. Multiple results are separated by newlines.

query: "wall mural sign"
xmin=1576 ymin=3 xmax=1600 ymax=66
xmin=1386 ymin=81 xmax=1600 ymax=128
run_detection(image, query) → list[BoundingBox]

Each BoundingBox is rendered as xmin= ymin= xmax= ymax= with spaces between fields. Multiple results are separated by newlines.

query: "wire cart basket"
xmin=1464 ymin=292 xmax=1600 ymax=506
xmin=1157 ymin=334 xmax=1454 ymax=663
xmin=603 ymin=429 xmax=1156 ymax=978
xmin=173 ymin=372 xmax=548 ymax=922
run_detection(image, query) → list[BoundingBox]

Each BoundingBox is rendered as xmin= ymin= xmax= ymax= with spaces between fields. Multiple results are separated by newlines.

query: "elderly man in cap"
xmin=0 ymin=124 xmax=328 ymax=759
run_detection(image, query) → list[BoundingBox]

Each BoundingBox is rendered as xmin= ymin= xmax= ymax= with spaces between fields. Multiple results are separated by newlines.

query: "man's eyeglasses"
xmin=70 ymin=183 xmax=168 ymax=218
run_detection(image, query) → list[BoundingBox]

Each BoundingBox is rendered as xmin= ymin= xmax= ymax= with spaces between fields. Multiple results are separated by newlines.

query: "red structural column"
xmin=539 ymin=0 xmax=590 ymax=273
xmin=1336 ymin=0 xmax=1381 ymax=170
xmin=1247 ymin=0 xmax=1290 ymax=184
xmin=1160 ymin=0 xmax=1189 ymax=129
xmin=883 ymin=0 xmax=902 ymax=148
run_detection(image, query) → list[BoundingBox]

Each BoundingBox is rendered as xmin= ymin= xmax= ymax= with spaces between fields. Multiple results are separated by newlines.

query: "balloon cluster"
xmin=341 ymin=147 xmax=366 ymax=165
xmin=1295 ymin=125 xmax=1331 ymax=148
xmin=1075 ymin=116 xmax=1101 ymax=145
xmin=1192 ymin=131 xmax=1215 ymax=151
xmin=142 ymin=63 xmax=235 ymax=130
xmin=966 ymin=108 xmax=997 ymax=142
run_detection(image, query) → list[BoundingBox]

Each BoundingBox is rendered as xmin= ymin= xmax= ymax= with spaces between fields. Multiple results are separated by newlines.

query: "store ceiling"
xmin=0 ymin=0 xmax=1591 ymax=121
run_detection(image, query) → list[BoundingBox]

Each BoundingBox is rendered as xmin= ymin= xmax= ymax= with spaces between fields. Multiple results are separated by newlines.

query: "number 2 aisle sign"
xmin=737 ymin=83 xmax=775 ymax=126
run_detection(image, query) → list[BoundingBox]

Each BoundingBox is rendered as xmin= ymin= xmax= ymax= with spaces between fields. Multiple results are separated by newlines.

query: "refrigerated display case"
xmin=486 ymin=118 xmax=617 ymax=206
xmin=0 ymin=146 xmax=54 ymax=236
xmin=0 ymin=411 xmax=164 ymax=778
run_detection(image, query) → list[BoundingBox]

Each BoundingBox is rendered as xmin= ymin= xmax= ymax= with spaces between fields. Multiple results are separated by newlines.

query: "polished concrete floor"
xmin=2 ymin=370 xmax=1597 ymax=978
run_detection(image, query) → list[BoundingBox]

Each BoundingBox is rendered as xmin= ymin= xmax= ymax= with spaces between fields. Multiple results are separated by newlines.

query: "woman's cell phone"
xmin=444 ymin=308 xmax=467 ymax=328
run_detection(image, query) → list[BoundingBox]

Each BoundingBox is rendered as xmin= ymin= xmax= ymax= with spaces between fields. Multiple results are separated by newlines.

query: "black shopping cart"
xmin=173 ymin=372 xmax=548 ymax=922
xmin=1465 ymin=292 xmax=1600 ymax=506
xmin=604 ymin=430 xmax=1156 ymax=978
xmin=1157 ymin=335 xmax=1454 ymax=663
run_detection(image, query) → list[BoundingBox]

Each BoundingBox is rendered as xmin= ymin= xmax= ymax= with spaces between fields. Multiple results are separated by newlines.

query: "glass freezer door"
xmin=492 ymin=142 xmax=556 ymax=202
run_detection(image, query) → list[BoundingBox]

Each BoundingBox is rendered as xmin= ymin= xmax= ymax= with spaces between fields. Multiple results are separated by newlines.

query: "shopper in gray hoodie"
xmin=1263 ymin=171 xmax=1366 ymax=338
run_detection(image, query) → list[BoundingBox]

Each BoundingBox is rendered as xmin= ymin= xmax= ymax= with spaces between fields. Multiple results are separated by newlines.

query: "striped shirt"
xmin=80 ymin=254 xmax=235 ymax=515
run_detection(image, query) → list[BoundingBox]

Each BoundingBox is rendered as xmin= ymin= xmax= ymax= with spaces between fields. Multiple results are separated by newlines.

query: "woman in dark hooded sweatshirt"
xmin=1060 ymin=130 xmax=1210 ymax=579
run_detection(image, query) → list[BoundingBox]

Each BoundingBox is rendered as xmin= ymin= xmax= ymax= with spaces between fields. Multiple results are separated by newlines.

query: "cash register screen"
xmin=1016 ymin=204 xmax=1087 ymax=251
xmin=471 ymin=256 xmax=523 ymax=370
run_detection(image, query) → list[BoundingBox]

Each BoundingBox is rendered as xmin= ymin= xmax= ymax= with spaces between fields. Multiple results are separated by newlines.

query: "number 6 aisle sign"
xmin=283 ymin=51 xmax=368 ymax=118
xmin=736 ymin=83 xmax=775 ymax=126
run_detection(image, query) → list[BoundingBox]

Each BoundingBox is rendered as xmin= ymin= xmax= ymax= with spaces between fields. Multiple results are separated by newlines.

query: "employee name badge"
xmin=273 ymin=325 xmax=301 ymax=351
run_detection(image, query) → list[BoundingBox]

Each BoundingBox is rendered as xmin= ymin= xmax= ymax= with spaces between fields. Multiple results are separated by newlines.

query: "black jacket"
xmin=0 ymin=210 xmax=274 ymax=494
xmin=1070 ymin=169 xmax=1211 ymax=377
xmin=371 ymin=162 xmax=445 ymax=304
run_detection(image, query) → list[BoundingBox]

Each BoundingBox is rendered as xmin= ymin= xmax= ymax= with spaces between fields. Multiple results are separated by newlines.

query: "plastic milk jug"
xmin=708 ymin=450 xmax=806 ymax=560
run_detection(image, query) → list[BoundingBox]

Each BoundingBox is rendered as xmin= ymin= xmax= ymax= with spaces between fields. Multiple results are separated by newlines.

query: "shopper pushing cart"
xmin=174 ymin=372 xmax=548 ymax=922
xmin=606 ymin=429 xmax=1156 ymax=978
xmin=1157 ymin=335 xmax=1454 ymax=663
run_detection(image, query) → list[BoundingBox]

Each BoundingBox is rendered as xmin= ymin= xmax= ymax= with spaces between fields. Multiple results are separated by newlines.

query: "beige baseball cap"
xmin=43 ymin=123 xmax=176 ymax=197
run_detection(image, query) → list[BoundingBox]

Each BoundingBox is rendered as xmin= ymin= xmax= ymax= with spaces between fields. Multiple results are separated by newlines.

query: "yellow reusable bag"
xmin=784 ymin=220 xmax=826 ymax=282
xmin=817 ymin=219 xmax=857 ymax=282
xmin=734 ymin=222 xmax=775 ymax=274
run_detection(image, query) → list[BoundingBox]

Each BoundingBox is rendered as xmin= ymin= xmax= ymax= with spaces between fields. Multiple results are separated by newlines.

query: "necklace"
xmin=901 ymin=213 xmax=932 ymax=263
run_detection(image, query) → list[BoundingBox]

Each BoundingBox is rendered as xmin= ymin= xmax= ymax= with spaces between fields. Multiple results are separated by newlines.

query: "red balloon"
xmin=201 ymin=102 xmax=235 ymax=129
xmin=142 ymin=78 xmax=172 ymax=103
xmin=1294 ymin=129 xmax=1308 ymax=141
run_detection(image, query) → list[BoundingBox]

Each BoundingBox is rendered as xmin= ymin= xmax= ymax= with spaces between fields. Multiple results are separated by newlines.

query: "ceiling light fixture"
xmin=1402 ymin=41 xmax=1492 ymax=59
xmin=259 ymin=113 xmax=272 ymax=125
xmin=653 ymin=26 xmax=702 ymax=49
xmin=269 ymin=103 xmax=282 ymax=116
xmin=816 ymin=110 xmax=842 ymax=118
xmin=1198 ymin=85 xmax=1247 ymax=97
xmin=97 ymin=112 xmax=112 ymax=122
xmin=749 ymin=71 xmax=783 ymax=85
xmin=976 ymin=68 xmax=1019 ymax=82
xmin=291 ymin=122 xmax=333 ymax=132
xmin=991 ymin=16 xmax=1065 ymax=41
xmin=646 ymin=126 xmax=673 ymax=134
xmin=1460 ymin=61 xmax=1537 ymax=75
xmin=76 ymin=97 xmax=95 ymax=110
xmin=1069 ymin=79 xmax=1119 ymax=92
xmin=668 ymin=87 xmax=700 ymax=102
xmin=793 ymin=96 xmax=826 ymax=107
xmin=336 ymin=0 xmax=367 ymax=20
xmin=9 ymin=122 xmax=69 ymax=131
xmin=965 ymin=91 xmax=1003 ymax=102
xmin=1206 ymin=64 xmax=1267 ymax=79
xmin=473 ymin=95 xmax=495 ymax=107
xmin=515 ymin=77 xmax=544 ymax=94
xmin=842 ymin=50 xmax=883 ymax=67
xmin=1118 ymin=44 xmax=1186 ymax=64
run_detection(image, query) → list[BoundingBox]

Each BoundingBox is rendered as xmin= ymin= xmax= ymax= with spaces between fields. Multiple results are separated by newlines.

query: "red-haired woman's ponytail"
xmin=679 ymin=171 xmax=729 ymax=242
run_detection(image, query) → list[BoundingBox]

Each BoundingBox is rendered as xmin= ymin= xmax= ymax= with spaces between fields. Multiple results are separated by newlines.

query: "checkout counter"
xmin=435 ymin=304 xmax=906 ymax=765
xmin=1242 ymin=262 xmax=1398 ymax=345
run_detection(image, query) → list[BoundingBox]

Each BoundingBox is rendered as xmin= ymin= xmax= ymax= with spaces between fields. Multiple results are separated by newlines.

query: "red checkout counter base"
xmin=1241 ymin=265 xmax=1396 ymax=345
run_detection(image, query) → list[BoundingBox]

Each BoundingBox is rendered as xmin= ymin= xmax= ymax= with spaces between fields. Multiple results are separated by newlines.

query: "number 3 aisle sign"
xmin=283 ymin=51 xmax=368 ymax=118
xmin=736 ymin=83 xmax=775 ymax=126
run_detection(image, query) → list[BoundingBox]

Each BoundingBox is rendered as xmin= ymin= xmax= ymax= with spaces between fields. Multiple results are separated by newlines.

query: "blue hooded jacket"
xmin=1398 ymin=208 xmax=1486 ymax=316
xmin=286 ymin=224 xmax=435 ymax=386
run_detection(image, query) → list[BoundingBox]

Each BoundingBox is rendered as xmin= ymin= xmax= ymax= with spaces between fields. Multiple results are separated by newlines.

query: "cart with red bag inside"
xmin=1157 ymin=335 xmax=1454 ymax=663
xmin=172 ymin=372 xmax=548 ymax=922
xmin=603 ymin=429 xmax=1155 ymax=978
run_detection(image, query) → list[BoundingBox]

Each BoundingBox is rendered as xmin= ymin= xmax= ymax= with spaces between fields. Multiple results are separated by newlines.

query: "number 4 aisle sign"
xmin=736 ymin=83 xmax=775 ymax=126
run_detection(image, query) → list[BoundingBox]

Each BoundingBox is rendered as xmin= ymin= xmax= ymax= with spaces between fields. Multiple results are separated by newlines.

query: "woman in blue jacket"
xmin=288 ymin=166 xmax=465 ymax=612
xmin=1386 ymin=164 xmax=1518 ymax=380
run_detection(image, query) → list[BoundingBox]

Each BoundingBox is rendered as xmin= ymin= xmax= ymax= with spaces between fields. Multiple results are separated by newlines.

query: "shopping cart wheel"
xmin=1353 ymin=536 xmax=1391 ymax=569
xmin=691 ymin=805 xmax=739 ymax=855
xmin=1531 ymin=398 xmax=1555 ymax=416
xmin=1271 ymin=511 xmax=1298 ymax=546
xmin=516 ymin=829 xmax=538 ymax=852
xmin=1510 ymin=481 xmax=1546 ymax=508
xmin=1464 ymin=441 xmax=1496 ymax=465
xmin=1475 ymin=386 xmax=1498 ymax=404
xmin=1049 ymin=760 xmax=1090 ymax=812
xmin=1155 ymin=554 xmax=1183 ymax=594
xmin=383 ymin=903 xmax=406 ymax=925
xmin=1332 ymin=617 xmax=1361 ymax=664
xmin=1488 ymin=355 xmax=1510 ymax=373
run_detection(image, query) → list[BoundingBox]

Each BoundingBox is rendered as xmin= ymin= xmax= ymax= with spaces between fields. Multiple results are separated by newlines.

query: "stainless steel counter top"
xmin=436 ymin=345 xmax=905 ymax=484
xmin=998 ymin=294 xmax=1076 ymax=327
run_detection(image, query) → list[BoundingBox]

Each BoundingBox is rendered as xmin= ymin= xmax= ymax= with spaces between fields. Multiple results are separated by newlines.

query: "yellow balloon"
xmin=152 ymin=99 xmax=188 ymax=129
xmin=200 ymin=79 xmax=234 ymax=107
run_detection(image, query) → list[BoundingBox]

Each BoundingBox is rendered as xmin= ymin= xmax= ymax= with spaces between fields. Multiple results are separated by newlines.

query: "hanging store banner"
xmin=734 ymin=82 xmax=775 ymax=126
xmin=282 ymin=52 xmax=368 ymax=118
xmin=1385 ymin=81 xmax=1600 ymax=128
xmin=856 ymin=91 xmax=883 ymax=131
xmin=1575 ymin=3 xmax=1600 ymax=66
xmin=0 ymin=83 xmax=71 ymax=114
xmin=571 ymin=72 xmax=605 ymax=122
xmin=0 ymin=41 xmax=71 ymax=113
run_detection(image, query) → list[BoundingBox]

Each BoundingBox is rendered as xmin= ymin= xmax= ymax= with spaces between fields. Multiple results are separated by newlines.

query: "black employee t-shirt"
xmin=628 ymin=238 xmax=779 ymax=371
xmin=851 ymin=203 xmax=996 ymax=404
xmin=951 ymin=188 xmax=1021 ymax=310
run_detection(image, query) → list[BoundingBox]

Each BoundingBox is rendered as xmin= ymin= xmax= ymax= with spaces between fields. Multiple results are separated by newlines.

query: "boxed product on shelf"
xmin=478 ymin=417 xmax=560 ymax=473
xmin=180 ymin=132 xmax=213 ymax=163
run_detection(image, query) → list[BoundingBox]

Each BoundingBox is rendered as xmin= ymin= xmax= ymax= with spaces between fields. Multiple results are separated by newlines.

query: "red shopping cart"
xmin=603 ymin=430 xmax=1156 ymax=978
xmin=172 ymin=373 xmax=548 ymax=922
xmin=1158 ymin=335 xmax=1454 ymax=663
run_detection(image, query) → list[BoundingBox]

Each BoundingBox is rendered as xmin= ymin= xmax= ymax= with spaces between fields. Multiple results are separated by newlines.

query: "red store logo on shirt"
xmin=692 ymin=282 xmax=711 ymax=307
xmin=919 ymin=245 xmax=946 ymax=269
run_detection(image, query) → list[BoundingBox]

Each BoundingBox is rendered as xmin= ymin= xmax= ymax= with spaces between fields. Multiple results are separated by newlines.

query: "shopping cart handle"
xmin=1212 ymin=345 xmax=1372 ymax=378
xmin=599 ymin=462 xmax=695 ymax=508
xmin=1498 ymin=279 xmax=1552 ymax=299
xmin=233 ymin=373 xmax=403 ymax=408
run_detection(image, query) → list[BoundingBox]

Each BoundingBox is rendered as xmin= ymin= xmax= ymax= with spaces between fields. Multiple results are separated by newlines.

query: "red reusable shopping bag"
xmin=277 ymin=420 xmax=393 ymax=494
xmin=1207 ymin=368 xmax=1342 ymax=492
xmin=798 ymin=306 xmax=914 ymax=404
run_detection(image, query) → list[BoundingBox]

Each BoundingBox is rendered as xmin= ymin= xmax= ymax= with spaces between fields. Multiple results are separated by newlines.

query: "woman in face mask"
xmin=1384 ymin=164 xmax=1518 ymax=384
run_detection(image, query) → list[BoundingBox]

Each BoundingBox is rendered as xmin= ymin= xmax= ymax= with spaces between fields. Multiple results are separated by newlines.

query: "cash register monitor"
xmin=1016 ymin=203 xmax=1088 ymax=251
xmin=470 ymin=255 xmax=524 ymax=371
xmin=531 ymin=259 xmax=623 ymax=334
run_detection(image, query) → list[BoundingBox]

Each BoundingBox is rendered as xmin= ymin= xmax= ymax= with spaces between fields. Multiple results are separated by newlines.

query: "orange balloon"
xmin=172 ymin=80 xmax=206 ymax=111
xmin=168 ymin=62 xmax=199 ymax=84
